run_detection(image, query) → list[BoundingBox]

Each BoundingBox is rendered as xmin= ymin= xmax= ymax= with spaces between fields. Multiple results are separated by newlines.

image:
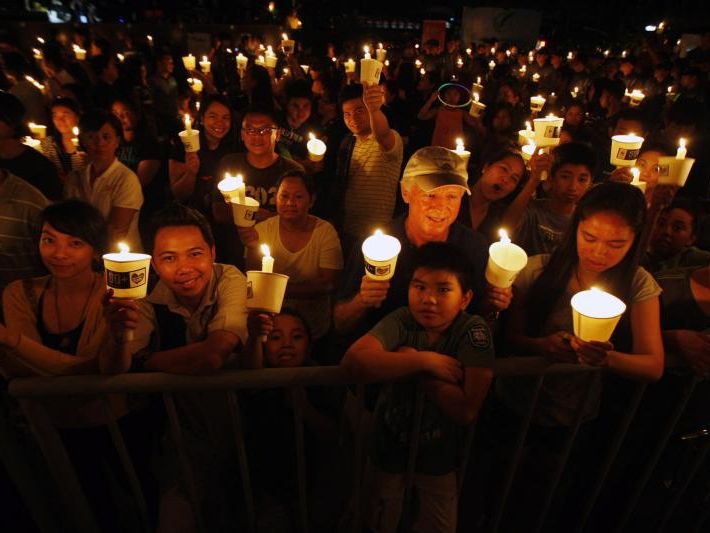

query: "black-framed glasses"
xmin=243 ymin=126 xmax=274 ymax=136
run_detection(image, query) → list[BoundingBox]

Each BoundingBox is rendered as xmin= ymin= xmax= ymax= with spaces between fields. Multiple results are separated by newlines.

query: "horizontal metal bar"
xmin=8 ymin=358 xmax=597 ymax=398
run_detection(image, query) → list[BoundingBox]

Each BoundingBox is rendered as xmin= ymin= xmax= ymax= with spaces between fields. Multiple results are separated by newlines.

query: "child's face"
xmin=408 ymin=267 xmax=472 ymax=334
xmin=265 ymin=314 xmax=310 ymax=368
xmin=549 ymin=163 xmax=592 ymax=205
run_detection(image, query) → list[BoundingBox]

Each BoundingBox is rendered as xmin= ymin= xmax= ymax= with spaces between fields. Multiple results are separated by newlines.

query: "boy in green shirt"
xmin=342 ymin=241 xmax=494 ymax=533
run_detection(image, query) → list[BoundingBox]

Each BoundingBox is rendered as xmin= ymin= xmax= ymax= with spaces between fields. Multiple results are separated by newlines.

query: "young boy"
xmin=504 ymin=141 xmax=595 ymax=256
xmin=342 ymin=242 xmax=494 ymax=533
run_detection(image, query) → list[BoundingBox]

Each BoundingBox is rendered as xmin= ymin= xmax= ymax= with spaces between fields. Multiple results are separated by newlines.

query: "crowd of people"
xmin=0 ymin=23 xmax=709 ymax=533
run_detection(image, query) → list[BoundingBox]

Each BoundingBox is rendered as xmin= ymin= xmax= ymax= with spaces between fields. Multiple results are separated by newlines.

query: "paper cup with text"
xmin=246 ymin=271 xmax=289 ymax=313
xmin=179 ymin=129 xmax=200 ymax=153
xmin=102 ymin=253 xmax=151 ymax=300
xmin=610 ymin=134 xmax=644 ymax=167
xmin=571 ymin=289 xmax=626 ymax=342
xmin=657 ymin=157 xmax=695 ymax=187
xmin=360 ymin=58 xmax=383 ymax=85
xmin=485 ymin=242 xmax=528 ymax=288
xmin=469 ymin=100 xmax=486 ymax=118
xmin=362 ymin=232 xmax=401 ymax=281
xmin=533 ymin=116 xmax=564 ymax=148
xmin=231 ymin=197 xmax=260 ymax=227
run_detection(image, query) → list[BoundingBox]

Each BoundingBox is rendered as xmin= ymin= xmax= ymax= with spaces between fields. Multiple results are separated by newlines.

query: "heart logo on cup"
xmin=131 ymin=271 xmax=145 ymax=286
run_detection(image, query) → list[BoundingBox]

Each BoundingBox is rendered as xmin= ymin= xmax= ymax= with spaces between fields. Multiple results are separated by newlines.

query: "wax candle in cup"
xmin=261 ymin=244 xmax=274 ymax=273
xmin=472 ymin=77 xmax=484 ymax=94
xmin=518 ymin=121 xmax=535 ymax=146
xmin=182 ymin=53 xmax=196 ymax=71
xmin=521 ymin=141 xmax=536 ymax=163
xmin=218 ymin=173 xmax=246 ymax=203
xmin=610 ymin=133 xmax=644 ymax=167
xmin=300 ymin=64 xmax=310 ymax=74
xmin=265 ymin=46 xmax=278 ymax=68
xmin=33 ymin=48 xmax=42 ymax=60
xmin=281 ymin=33 xmax=295 ymax=54
xmin=675 ymin=138 xmax=687 ymax=160
xmin=307 ymin=133 xmax=327 ymax=162
xmin=628 ymin=89 xmax=645 ymax=107
xmin=360 ymin=46 xmax=383 ymax=85
xmin=630 ymin=167 xmax=646 ymax=194
xmin=28 ymin=122 xmax=47 ymax=139
xmin=187 ymin=77 xmax=203 ymax=94
xmin=530 ymin=95 xmax=546 ymax=113
xmin=469 ymin=92 xmax=486 ymax=118
xmin=657 ymin=153 xmax=695 ymax=187
xmin=532 ymin=73 xmax=541 ymax=83
xmin=72 ymin=45 xmax=86 ymax=60
xmin=485 ymin=229 xmax=528 ymax=288
xmin=236 ymin=53 xmax=248 ymax=71
xmin=488 ymin=60 xmax=496 ymax=71
xmin=21 ymin=136 xmax=41 ymax=149
xmin=362 ymin=229 xmax=402 ymax=280
xmin=570 ymin=287 xmax=626 ymax=342
xmin=376 ymin=43 xmax=387 ymax=62
xmin=199 ymin=55 xmax=211 ymax=74
xmin=455 ymin=138 xmax=470 ymax=164
xmin=71 ymin=127 xmax=79 ymax=148
xmin=344 ymin=58 xmax=356 ymax=73
xmin=533 ymin=114 xmax=564 ymax=147
xmin=179 ymin=114 xmax=200 ymax=153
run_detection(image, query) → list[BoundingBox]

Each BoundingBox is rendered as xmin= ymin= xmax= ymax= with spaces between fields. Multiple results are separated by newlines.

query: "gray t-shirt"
xmin=496 ymin=254 xmax=662 ymax=427
xmin=516 ymin=199 xmax=571 ymax=256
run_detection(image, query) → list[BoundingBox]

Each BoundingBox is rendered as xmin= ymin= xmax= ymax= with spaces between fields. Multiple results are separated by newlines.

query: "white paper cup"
xmin=485 ymin=242 xmax=528 ymax=288
xmin=469 ymin=100 xmax=486 ymax=118
xmin=375 ymin=49 xmax=387 ymax=62
xmin=179 ymin=129 xmax=200 ymax=153
xmin=530 ymin=96 xmax=546 ymax=113
xmin=571 ymin=290 xmax=626 ymax=342
xmin=472 ymin=83 xmax=484 ymax=94
xmin=103 ymin=255 xmax=151 ymax=299
xmin=518 ymin=129 xmax=535 ymax=146
xmin=307 ymin=138 xmax=327 ymax=161
xmin=231 ymin=197 xmax=260 ymax=227
xmin=360 ymin=58 xmax=383 ymax=85
xmin=533 ymin=116 xmax=564 ymax=147
xmin=610 ymin=135 xmax=644 ymax=167
xmin=265 ymin=55 xmax=278 ymax=68
xmin=657 ymin=157 xmax=695 ymax=187
xmin=362 ymin=234 xmax=401 ymax=280
xmin=246 ymin=271 xmax=289 ymax=313
xmin=282 ymin=40 xmax=295 ymax=54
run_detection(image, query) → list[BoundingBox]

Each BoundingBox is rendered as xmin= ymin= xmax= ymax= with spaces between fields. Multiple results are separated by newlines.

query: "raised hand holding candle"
xmin=485 ymin=229 xmax=528 ymax=288
xmin=360 ymin=46 xmax=383 ymax=85
xmin=179 ymin=114 xmax=200 ymax=153
xmin=307 ymin=133 xmax=327 ymax=161
xmin=182 ymin=53 xmax=196 ymax=71
xmin=261 ymin=244 xmax=274 ymax=273
xmin=676 ymin=138 xmax=687 ymax=160
xmin=362 ymin=229 xmax=402 ymax=280
xmin=570 ymin=287 xmax=626 ymax=342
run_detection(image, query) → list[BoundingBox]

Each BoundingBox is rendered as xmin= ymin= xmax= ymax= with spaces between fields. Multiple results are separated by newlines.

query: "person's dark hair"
xmin=276 ymin=170 xmax=316 ymax=197
xmin=284 ymin=78 xmax=312 ymax=102
xmin=411 ymin=242 xmax=474 ymax=293
xmin=663 ymin=198 xmax=702 ymax=236
xmin=338 ymin=83 xmax=364 ymax=109
xmin=602 ymin=78 xmax=626 ymax=102
xmin=2 ymin=51 xmax=29 ymax=76
xmin=241 ymin=103 xmax=278 ymax=126
xmin=245 ymin=64 xmax=275 ymax=111
xmin=50 ymin=96 xmax=82 ymax=116
xmin=0 ymin=90 xmax=26 ymax=137
xmin=88 ymin=54 xmax=112 ymax=77
xmin=146 ymin=204 xmax=215 ymax=254
xmin=550 ymin=142 xmax=597 ymax=177
xmin=612 ymin=107 xmax=648 ymax=133
xmin=79 ymin=109 xmax=122 ymax=137
xmin=524 ymin=182 xmax=646 ymax=336
xmin=39 ymin=199 xmax=108 ymax=263
xmin=275 ymin=307 xmax=313 ymax=345
xmin=667 ymin=99 xmax=704 ymax=129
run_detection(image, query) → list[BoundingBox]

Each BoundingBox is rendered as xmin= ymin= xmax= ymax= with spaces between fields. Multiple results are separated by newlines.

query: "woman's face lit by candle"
xmin=478 ymin=155 xmax=525 ymax=201
xmin=576 ymin=211 xmax=635 ymax=274
xmin=50 ymin=105 xmax=79 ymax=136
xmin=111 ymin=101 xmax=137 ymax=139
xmin=265 ymin=313 xmax=310 ymax=368
xmin=202 ymin=101 xmax=231 ymax=143
xmin=635 ymin=150 xmax=664 ymax=186
xmin=39 ymin=223 xmax=95 ymax=280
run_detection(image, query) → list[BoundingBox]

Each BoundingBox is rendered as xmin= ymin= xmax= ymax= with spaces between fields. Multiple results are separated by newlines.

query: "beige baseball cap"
xmin=401 ymin=146 xmax=470 ymax=194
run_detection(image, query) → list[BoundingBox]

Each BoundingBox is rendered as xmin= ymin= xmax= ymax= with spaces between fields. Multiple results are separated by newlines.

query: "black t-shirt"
xmin=0 ymin=146 xmax=62 ymax=201
xmin=118 ymin=131 xmax=166 ymax=213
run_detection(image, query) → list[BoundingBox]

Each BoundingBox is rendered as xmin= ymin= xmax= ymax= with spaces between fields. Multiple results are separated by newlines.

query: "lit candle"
xmin=362 ymin=229 xmax=402 ymax=280
xmin=21 ymin=136 xmax=41 ymax=149
xmin=521 ymin=141 xmax=536 ymax=163
xmin=301 ymin=64 xmax=310 ymax=74
xmin=307 ymin=133 xmax=327 ymax=162
xmin=630 ymin=167 xmax=646 ymax=194
xmin=519 ymin=65 xmax=527 ymax=76
xmin=530 ymin=94 xmax=546 ymax=113
xmin=485 ymin=229 xmax=528 ymax=288
xmin=195 ymin=101 xmax=200 ymax=112
xmin=184 ymin=114 xmax=192 ymax=133
xmin=360 ymin=47 xmax=383 ymax=85
xmin=28 ymin=122 xmax=47 ymax=139
xmin=32 ymin=48 xmax=42 ymax=60
xmin=72 ymin=45 xmax=86 ymax=60
xmin=281 ymin=33 xmax=295 ymax=54
xmin=567 ymin=51 xmax=574 ymax=60
xmin=282 ymin=67 xmax=290 ymax=77
xmin=454 ymin=137 xmax=470 ymax=163
xmin=420 ymin=67 xmax=426 ymax=76
xmin=628 ymin=89 xmax=645 ymax=107
xmin=363 ymin=45 xmax=371 ymax=60
xmin=182 ymin=53 xmax=196 ymax=70
xmin=570 ymin=287 xmax=627 ymax=342
xmin=572 ymin=86 xmax=579 ymax=98
xmin=469 ymin=93 xmax=486 ymax=117
xmin=415 ymin=59 xmax=422 ymax=68
xmin=187 ymin=77 xmax=203 ymax=93
xmin=456 ymin=57 xmax=463 ymax=68
xmin=490 ymin=46 xmax=496 ymax=56
xmin=384 ymin=60 xmax=389 ymax=67
xmin=199 ymin=55 xmax=211 ymax=74
xmin=488 ymin=59 xmax=496 ymax=70
xmin=37 ymin=36 xmax=45 ymax=44
xmin=261 ymin=244 xmax=274 ymax=273
xmin=147 ymin=35 xmax=153 ymax=46
xmin=528 ymin=51 xmax=534 ymax=63
xmin=675 ymin=138 xmax=687 ymax=160
xmin=376 ymin=43 xmax=387 ymax=63
xmin=71 ymin=126 xmax=79 ymax=148
xmin=102 ymin=242 xmax=152 ymax=301
xmin=117 ymin=53 xmax=125 ymax=63
xmin=256 ymin=55 xmax=265 ymax=66
xmin=179 ymin=114 xmax=200 ymax=153
xmin=218 ymin=173 xmax=246 ymax=204
xmin=533 ymin=114 xmax=565 ymax=147
xmin=518 ymin=121 xmax=535 ymax=146
xmin=344 ymin=58 xmax=356 ymax=73
xmin=532 ymin=73 xmax=541 ymax=83
xmin=236 ymin=53 xmax=248 ymax=71
xmin=610 ymin=133 xmax=644 ymax=167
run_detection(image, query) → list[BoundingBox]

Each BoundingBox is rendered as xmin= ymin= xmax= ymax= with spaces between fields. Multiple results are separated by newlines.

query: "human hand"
xmin=102 ymin=289 xmax=139 ymax=342
xmin=570 ymin=337 xmax=614 ymax=367
xmin=672 ymin=330 xmax=710 ymax=377
xmin=247 ymin=311 xmax=274 ymax=340
xmin=538 ymin=331 xmax=578 ymax=363
xmin=185 ymin=151 xmax=200 ymax=175
xmin=609 ymin=167 xmax=634 ymax=184
xmin=487 ymin=285 xmax=513 ymax=312
xmin=421 ymin=351 xmax=463 ymax=384
xmin=236 ymin=226 xmax=259 ymax=248
xmin=357 ymin=276 xmax=390 ymax=308
xmin=362 ymin=81 xmax=385 ymax=114
xmin=530 ymin=150 xmax=552 ymax=180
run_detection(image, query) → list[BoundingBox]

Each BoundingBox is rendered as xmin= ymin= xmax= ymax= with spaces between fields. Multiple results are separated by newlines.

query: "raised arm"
xmin=363 ymin=82 xmax=396 ymax=152
xmin=501 ymin=151 xmax=550 ymax=234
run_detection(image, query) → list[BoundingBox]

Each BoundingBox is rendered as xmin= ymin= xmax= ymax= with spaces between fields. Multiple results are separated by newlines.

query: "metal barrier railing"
xmin=5 ymin=359 xmax=708 ymax=533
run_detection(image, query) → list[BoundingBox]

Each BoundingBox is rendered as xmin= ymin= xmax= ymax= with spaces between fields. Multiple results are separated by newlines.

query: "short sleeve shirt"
xmin=515 ymin=199 xmax=571 ymax=256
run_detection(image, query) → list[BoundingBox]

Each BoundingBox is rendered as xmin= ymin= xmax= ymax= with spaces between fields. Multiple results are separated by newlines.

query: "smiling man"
xmin=334 ymin=146 xmax=507 ymax=339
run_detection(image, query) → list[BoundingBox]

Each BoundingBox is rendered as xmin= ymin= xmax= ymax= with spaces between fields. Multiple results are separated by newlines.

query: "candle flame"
xmin=525 ymin=121 xmax=532 ymax=131
xmin=202 ymin=55 xmax=208 ymax=62
xmin=37 ymin=37 xmax=45 ymax=44
xmin=456 ymin=137 xmax=464 ymax=148
xmin=631 ymin=167 xmax=640 ymax=180
xmin=72 ymin=126 xmax=79 ymax=136
xmin=374 ymin=229 xmax=383 ymax=236
xmin=118 ymin=242 xmax=129 ymax=254
xmin=309 ymin=132 xmax=316 ymax=140
xmin=184 ymin=114 xmax=190 ymax=124
xmin=260 ymin=244 xmax=271 ymax=257
xmin=537 ymin=148 xmax=544 ymax=156
xmin=282 ymin=33 xmax=288 ymax=40
xmin=363 ymin=45 xmax=370 ymax=54
xmin=498 ymin=229 xmax=511 ymax=243
xmin=473 ymin=92 xmax=480 ymax=102
xmin=236 ymin=174 xmax=244 ymax=186
xmin=679 ymin=138 xmax=686 ymax=149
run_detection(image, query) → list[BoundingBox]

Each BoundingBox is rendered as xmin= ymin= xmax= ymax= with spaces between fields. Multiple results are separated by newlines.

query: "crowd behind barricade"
xmin=0 ymin=23 xmax=709 ymax=532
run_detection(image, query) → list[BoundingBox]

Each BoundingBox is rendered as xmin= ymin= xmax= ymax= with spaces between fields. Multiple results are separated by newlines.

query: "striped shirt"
xmin=342 ymin=131 xmax=403 ymax=239
xmin=0 ymin=173 xmax=49 ymax=292
xmin=39 ymin=136 xmax=88 ymax=182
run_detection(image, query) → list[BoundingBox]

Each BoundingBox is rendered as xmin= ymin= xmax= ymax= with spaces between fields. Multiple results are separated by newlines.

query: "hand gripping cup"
xmin=485 ymin=230 xmax=528 ymax=288
xmin=571 ymin=288 xmax=627 ymax=342
xmin=231 ymin=197 xmax=260 ymax=227
xmin=246 ymin=271 xmax=289 ymax=313
xmin=610 ymin=134 xmax=644 ymax=167
xmin=362 ymin=230 xmax=401 ymax=281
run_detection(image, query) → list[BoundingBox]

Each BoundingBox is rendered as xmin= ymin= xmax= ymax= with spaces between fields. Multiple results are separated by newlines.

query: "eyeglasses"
xmin=243 ymin=126 xmax=274 ymax=136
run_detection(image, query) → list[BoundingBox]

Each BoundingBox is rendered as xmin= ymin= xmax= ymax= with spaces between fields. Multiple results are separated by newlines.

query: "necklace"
xmin=53 ymin=273 xmax=98 ymax=335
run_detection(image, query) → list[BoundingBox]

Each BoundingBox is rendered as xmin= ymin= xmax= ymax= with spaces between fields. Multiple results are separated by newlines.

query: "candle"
xmin=182 ymin=53 xmax=196 ymax=70
xmin=37 ymin=36 xmax=45 ymax=44
xmin=675 ymin=138 xmax=687 ymax=160
xmin=282 ymin=33 xmax=295 ymax=54
xmin=456 ymin=57 xmax=463 ymax=68
xmin=117 ymin=53 xmax=125 ymax=63
xmin=528 ymin=51 xmax=534 ymax=63
xmin=532 ymin=73 xmax=540 ymax=83
xmin=28 ymin=122 xmax=47 ymax=139
xmin=71 ymin=126 xmax=79 ymax=148
xmin=344 ymin=58 xmax=356 ymax=73
xmin=360 ymin=49 xmax=383 ymax=85
xmin=454 ymin=137 xmax=470 ymax=163
xmin=179 ymin=114 xmax=200 ymax=153
xmin=376 ymin=43 xmax=387 ymax=63
xmin=195 ymin=101 xmax=200 ymax=112
xmin=488 ymin=60 xmax=496 ymax=70
xmin=187 ymin=77 xmax=203 ymax=93
xmin=25 ymin=75 xmax=45 ymax=91
xmin=466 ymin=47 xmax=472 ymax=56
xmin=530 ymin=95 xmax=546 ymax=113
xmin=255 ymin=55 xmax=265 ymax=66
xmin=420 ymin=67 xmax=426 ymax=76
xmin=236 ymin=53 xmax=248 ymax=71
xmin=307 ymin=133 xmax=327 ymax=161
xmin=533 ymin=114 xmax=564 ymax=147
xmin=102 ymin=242 xmax=152 ymax=301
xmin=628 ymin=89 xmax=645 ymax=107
xmin=21 ymin=136 xmax=41 ymax=149
xmin=519 ymin=65 xmax=527 ymax=76
xmin=415 ymin=59 xmax=422 ymax=68
xmin=570 ymin=287 xmax=627 ymax=342
xmin=384 ymin=60 xmax=390 ymax=67
xmin=571 ymin=86 xmax=579 ymax=98
xmin=184 ymin=114 xmax=192 ymax=133
xmin=469 ymin=93 xmax=486 ymax=117
xmin=218 ymin=173 xmax=246 ymax=204
xmin=473 ymin=77 xmax=484 ymax=93
xmin=485 ymin=229 xmax=528 ymax=288
xmin=362 ymin=229 xmax=402 ymax=280
xmin=610 ymin=133 xmax=644 ymax=167
xmin=630 ymin=168 xmax=646 ymax=194
xmin=300 ymin=64 xmax=310 ymax=74
xmin=518 ymin=121 xmax=535 ymax=146
xmin=363 ymin=46 xmax=371 ymax=60
xmin=32 ymin=48 xmax=42 ymax=60
xmin=521 ymin=141 xmax=536 ymax=163
xmin=147 ymin=35 xmax=153 ymax=46
xmin=199 ymin=55 xmax=211 ymax=74
xmin=72 ymin=45 xmax=86 ymax=60
xmin=261 ymin=244 xmax=274 ymax=273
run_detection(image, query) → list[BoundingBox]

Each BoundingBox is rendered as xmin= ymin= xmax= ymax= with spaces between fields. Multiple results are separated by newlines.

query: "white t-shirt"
xmin=65 ymin=158 xmax=144 ymax=250
xmin=255 ymin=215 xmax=343 ymax=338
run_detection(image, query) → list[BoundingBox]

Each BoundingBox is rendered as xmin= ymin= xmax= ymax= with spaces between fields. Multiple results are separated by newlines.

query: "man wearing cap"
xmin=334 ymin=146 xmax=511 ymax=337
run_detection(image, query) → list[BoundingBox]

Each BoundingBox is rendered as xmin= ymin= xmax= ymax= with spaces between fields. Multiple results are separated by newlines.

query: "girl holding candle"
xmin=39 ymin=97 xmax=87 ymax=183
